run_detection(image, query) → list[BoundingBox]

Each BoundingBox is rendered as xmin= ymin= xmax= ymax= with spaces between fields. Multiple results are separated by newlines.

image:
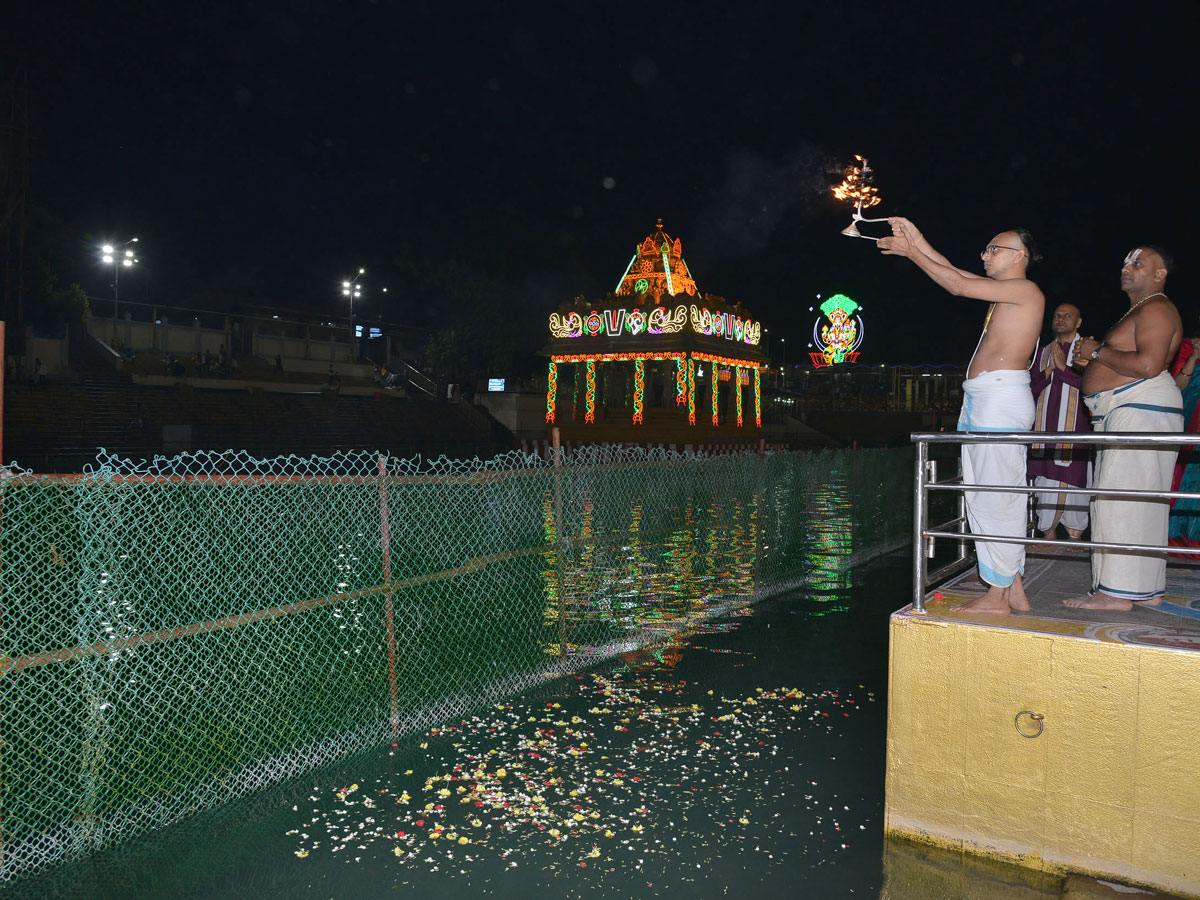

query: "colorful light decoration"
xmin=546 ymin=361 xmax=558 ymax=424
xmin=661 ymin=246 xmax=674 ymax=296
xmin=687 ymin=359 xmax=696 ymax=426
xmin=735 ymin=366 xmax=744 ymax=427
xmin=688 ymin=305 xmax=761 ymax=345
xmin=809 ymin=293 xmax=865 ymax=367
xmin=632 ymin=359 xmax=645 ymax=424
xmin=754 ymin=368 xmax=762 ymax=427
xmin=549 ymin=304 xmax=756 ymax=344
xmin=615 ymin=253 xmax=638 ymax=292
xmin=545 ymin=220 xmax=772 ymax=431
xmin=548 ymin=351 xmax=764 ymax=427
xmin=613 ymin=222 xmax=699 ymax=301
xmin=625 ymin=308 xmax=647 ymax=334
xmin=691 ymin=351 xmax=764 ymax=369
xmin=584 ymin=361 xmax=596 ymax=424
xmin=552 ymin=351 xmax=687 ymax=364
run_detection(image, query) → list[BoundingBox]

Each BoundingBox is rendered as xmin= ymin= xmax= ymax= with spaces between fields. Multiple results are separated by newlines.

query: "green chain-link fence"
xmin=0 ymin=445 xmax=912 ymax=882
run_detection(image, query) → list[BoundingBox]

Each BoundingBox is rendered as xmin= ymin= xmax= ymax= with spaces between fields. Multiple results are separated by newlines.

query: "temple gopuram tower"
xmin=542 ymin=220 xmax=768 ymax=448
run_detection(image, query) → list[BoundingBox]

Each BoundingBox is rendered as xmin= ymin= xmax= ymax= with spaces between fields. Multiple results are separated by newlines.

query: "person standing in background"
xmin=1028 ymin=303 xmax=1093 ymax=544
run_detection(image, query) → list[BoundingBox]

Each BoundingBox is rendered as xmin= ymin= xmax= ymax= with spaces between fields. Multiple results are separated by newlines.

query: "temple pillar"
xmin=736 ymin=366 xmax=744 ymax=427
xmin=687 ymin=358 xmax=697 ymax=426
xmin=710 ymin=365 xmax=719 ymax=427
xmin=546 ymin=360 xmax=558 ymax=424
xmin=585 ymin=360 xmax=597 ymax=424
xmin=754 ymin=367 xmax=762 ymax=427
xmin=633 ymin=358 xmax=645 ymax=424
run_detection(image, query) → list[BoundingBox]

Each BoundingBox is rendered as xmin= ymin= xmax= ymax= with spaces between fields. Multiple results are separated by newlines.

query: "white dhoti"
xmin=959 ymin=370 xmax=1035 ymax=588
xmin=1033 ymin=473 xmax=1091 ymax=534
xmin=1086 ymin=371 xmax=1184 ymax=602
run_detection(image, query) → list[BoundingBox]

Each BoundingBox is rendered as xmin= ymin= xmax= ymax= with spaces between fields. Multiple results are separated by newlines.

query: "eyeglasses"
xmin=980 ymin=244 xmax=1023 ymax=258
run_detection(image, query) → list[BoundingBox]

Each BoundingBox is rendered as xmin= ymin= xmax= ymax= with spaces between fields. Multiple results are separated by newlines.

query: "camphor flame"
xmin=832 ymin=155 xmax=881 ymax=210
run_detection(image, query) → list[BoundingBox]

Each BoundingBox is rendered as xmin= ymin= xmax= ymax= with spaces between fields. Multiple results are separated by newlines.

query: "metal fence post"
xmin=913 ymin=438 xmax=929 ymax=613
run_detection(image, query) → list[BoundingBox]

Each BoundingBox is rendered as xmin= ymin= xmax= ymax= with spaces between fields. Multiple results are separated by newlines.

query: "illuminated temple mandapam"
xmin=543 ymin=220 xmax=769 ymax=443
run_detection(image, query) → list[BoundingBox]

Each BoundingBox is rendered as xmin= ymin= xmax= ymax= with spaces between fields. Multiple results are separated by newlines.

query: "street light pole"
xmin=102 ymin=237 xmax=138 ymax=346
xmin=341 ymin=267 xmax=365 ymax=362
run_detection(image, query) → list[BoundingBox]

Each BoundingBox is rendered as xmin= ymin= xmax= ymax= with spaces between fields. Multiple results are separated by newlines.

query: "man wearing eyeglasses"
xmin=880 ymin=220 xmax=1044 ymax=615
xmin=1028 ymin=303 xmax=1093 ymax=545
xmin=1065 ymin=246 xmax=1182 ymax=611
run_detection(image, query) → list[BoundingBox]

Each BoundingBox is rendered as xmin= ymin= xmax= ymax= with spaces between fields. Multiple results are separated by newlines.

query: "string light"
xmin=584 ymin=361 xmax=596 ymax=424
xmin=691 ymin=352 xmax=765 ymax=369
xmin=632 ymin=359 xmax=645 ymax=424
xmin=614 ymin=223 xmax=699 ymax=300
xmin=735 ymin=366 xmax=744 ymax=427
xmin=754 ymin=368 xmax=762 ymax=427
xmin=545 ymin=361 xmax=558 ymax=424
xmin=552 ymin=352 xmax=687 ymax=364
xmin=711 ymin=368 xmax=719 ymax=427
xmin=675 ymin=358 xmax=686 ymax=406
xmin=687 ymin=359 xmax=696 ymax=426
xmin=548 ymin=304 xmax=757 ymax=343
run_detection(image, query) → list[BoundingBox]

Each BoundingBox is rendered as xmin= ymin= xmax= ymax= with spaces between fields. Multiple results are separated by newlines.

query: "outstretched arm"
xmin=879 ymin=219 xmax=1039 ymax=306
xmin=883 ymin=217 xmax=960 ymax=269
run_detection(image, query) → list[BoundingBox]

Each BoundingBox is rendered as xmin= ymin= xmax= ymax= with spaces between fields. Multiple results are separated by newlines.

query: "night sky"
xmin=8 ymin=1 xmax=1197 ymax=370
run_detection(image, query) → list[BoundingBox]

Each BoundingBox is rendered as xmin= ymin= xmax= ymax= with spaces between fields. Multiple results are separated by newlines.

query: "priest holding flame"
xmin=879 ymin=218 xmax=1045 ymax=616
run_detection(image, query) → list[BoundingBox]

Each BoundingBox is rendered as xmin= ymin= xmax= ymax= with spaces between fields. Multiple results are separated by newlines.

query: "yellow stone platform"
xmin=885 ymin=553 xmax=1200 ymax=898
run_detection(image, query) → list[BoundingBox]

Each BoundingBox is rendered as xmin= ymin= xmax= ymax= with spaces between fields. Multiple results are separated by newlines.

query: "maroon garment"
xmin=1027 ymin=338 xmax=1093 ymax=486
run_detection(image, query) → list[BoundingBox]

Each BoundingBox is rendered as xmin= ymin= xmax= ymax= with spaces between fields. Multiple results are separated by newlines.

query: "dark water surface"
xmin=15 ymin=553 xmax=1061 ymax=900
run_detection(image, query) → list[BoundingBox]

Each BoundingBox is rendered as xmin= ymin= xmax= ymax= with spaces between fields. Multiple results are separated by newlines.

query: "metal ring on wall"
xmin=1014 ymin=711 xmax=1044 ymax=738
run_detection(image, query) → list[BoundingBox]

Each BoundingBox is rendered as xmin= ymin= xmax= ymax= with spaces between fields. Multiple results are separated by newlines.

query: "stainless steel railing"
xmin=911 ymin=431 xmax=1200 ymax=613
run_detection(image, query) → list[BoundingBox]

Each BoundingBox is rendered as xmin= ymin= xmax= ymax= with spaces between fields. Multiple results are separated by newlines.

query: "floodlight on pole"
xmin=341 ymin=267 xmax=366 ymax=357
xmin=101 ymin=237 xmax=139 ymax=345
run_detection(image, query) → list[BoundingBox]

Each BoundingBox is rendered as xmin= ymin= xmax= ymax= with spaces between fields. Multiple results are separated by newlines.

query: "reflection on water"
xmin=10 ymin=555 xmax=1077 ymax=900
xmin=541 ymin=474 xmax=862 ymax=657
xmin=881 ymin=834 xmax=1062 ymax=899
xmin=806 ymin=479 xmax=854 ymax=600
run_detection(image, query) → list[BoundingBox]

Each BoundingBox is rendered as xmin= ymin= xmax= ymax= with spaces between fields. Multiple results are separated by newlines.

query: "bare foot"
xmin=1005 ymin=574 xmax=1031 ymax=612
xmin=1064 ymin=591 xmax=1132 ymax=611
xmin=951 ymin=584 xmax=1012 ymax=615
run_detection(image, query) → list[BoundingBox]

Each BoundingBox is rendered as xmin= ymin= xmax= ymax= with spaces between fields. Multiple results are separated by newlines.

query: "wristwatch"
xmin=1089 ymin=343 xmax=1104 ymax=361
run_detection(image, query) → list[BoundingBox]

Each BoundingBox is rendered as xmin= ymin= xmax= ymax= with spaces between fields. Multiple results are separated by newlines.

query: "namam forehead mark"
xmin=1124 ymin=247 xmax=1164 ymax=269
